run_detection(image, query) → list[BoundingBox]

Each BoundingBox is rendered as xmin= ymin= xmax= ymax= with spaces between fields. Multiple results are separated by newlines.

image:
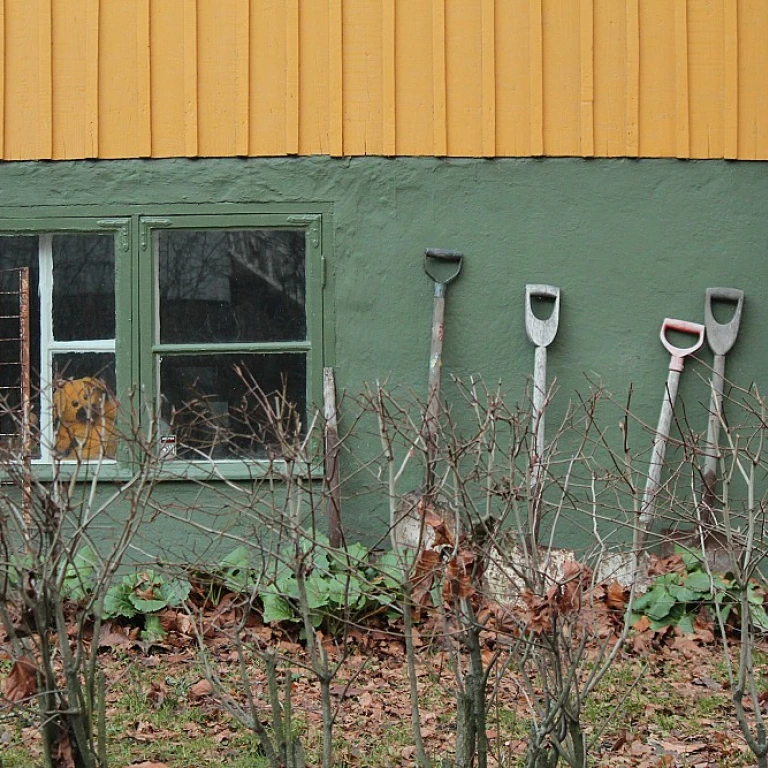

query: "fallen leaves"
xmin=3 ymin=656 xmax=38 ymax=704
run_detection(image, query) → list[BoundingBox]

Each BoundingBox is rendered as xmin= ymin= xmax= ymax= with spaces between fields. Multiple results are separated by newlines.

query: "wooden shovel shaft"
xmin=704 ymin=354 xmax=726 ymax=476
xmin=532 ymin=344 xmax=547 ymax=488
xmin=639 ymin=367 xmax=682 ymax=530
xmin=425 ymin=286 xmax=446 ymax=494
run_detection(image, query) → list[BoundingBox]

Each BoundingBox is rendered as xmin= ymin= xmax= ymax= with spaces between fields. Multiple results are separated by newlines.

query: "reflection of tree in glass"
xmin=160 ymin=355 xmax=306 ymax=461
xmin=158 ymin=229 xmax=306 ymax=344
xmin=52 ymin=235 xmax=115 ymax=342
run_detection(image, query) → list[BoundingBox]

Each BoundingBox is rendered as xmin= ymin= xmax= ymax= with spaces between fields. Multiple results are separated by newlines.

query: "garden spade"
xmin=423 ymin=248 xmax=464 ymax=497
xmin=638 ymin=318 xmax=705 ymax=551
xmin=525 ymin=284 xmax=561 ymax=546
xmin=392 ymin=249 xmax=463 ymax=552
xmin=701 ymin=287 xmax=744 ymax=514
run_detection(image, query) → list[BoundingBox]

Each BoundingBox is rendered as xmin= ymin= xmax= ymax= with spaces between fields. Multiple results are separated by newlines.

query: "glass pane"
xmin=52 ymin=353 xmax=117 ymax=460
xmin=157 ymin=229 xmax=306 ymax=344
xmin=53 ymin=234 xmax=115 ymax=341
xmin=0 ymin=237 xmax=40 ymax=457
xmin=159 ymin=353 xmax=306 ymax=460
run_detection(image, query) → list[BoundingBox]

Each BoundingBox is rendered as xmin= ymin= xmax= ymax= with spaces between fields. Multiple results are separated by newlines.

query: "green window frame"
xmin=0 ymin=208 xmax=329 ymax=480
xmin=138 ymin=213 xmax=326 ymax=478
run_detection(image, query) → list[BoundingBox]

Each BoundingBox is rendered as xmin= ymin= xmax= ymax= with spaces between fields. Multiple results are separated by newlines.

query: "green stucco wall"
xmin=1 ymin=156 xmax=765 ymax=556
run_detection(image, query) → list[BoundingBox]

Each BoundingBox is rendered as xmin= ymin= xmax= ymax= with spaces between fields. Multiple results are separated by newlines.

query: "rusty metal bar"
xmin=19 ymin=267 xmax=31 ymax=526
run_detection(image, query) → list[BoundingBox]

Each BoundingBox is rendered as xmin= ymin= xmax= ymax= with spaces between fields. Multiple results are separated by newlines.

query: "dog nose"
xmin=76 ymin=407 xmax=88 ymax=423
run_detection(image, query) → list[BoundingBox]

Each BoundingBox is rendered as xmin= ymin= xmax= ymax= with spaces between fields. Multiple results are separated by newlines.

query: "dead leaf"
xmin=606 ymin=581 xmax=628 ymax=612
xmin=412 ymin=549 xmax=441 ymax=610
xmin=3 ymin=656 xmax=38 ymax=703
xmin=422 ymin=502 xmax=455 ymax=547
xmin=147 ymin=680 xmax=168 ymax=709
xmin=188 ymin=678 xmax=214 ymax=701
xmin=97 ymin=623 xmax=133 ymax=650
xmin=128 ymin=763 xmax=171 ymax=768
xmin=51 ymin=729 xmax=76 ymax=768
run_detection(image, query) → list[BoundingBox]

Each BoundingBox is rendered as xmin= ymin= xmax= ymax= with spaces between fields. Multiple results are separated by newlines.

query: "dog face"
xmin=53 ymin=377 xmax=117 ymax=459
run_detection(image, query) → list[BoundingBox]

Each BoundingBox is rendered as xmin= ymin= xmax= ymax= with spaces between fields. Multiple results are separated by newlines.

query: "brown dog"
xmin=53 ymin=377 xmax=118 ymax=460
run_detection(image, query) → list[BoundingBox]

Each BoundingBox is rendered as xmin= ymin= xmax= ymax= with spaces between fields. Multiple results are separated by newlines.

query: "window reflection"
xmin=158 ymin=229 xmax=306 ymax=344
xmin=159 ymin=353 xmax=307 ymax=460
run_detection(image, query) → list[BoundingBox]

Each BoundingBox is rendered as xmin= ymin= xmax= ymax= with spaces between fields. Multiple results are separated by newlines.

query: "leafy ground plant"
xmin=632 ymin=548 xmax=768 ymax=633
xmin=103 ymin=570 xmax=192 ymax=641
xmin=260 ymin=538 xmax=401 ymax=633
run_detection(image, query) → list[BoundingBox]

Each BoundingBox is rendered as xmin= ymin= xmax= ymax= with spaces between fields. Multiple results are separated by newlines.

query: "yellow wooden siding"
xmin=2 ymin=0 xmax=768 ymax=160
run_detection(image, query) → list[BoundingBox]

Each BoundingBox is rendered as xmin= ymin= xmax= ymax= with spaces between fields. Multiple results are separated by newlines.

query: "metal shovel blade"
xmin=705 ymin=287 xmax=744 ymax=356
xmin=525 ymin=284 xmax=561 ymax=348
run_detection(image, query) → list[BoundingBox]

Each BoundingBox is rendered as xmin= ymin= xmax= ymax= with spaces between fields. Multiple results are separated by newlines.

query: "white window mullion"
xmin=38 ymin=234 xmax=54 ymax=462
xmin=49 ymin=339 xmax=116 ymax=353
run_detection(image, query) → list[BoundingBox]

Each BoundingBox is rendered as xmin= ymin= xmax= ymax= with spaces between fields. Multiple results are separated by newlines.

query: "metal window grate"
xmin=0 ymin=267 xmax=31 ymax=455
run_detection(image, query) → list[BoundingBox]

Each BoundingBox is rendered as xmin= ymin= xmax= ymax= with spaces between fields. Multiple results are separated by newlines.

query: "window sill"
xmin=0 ymin=457 xmax=324 ymax=484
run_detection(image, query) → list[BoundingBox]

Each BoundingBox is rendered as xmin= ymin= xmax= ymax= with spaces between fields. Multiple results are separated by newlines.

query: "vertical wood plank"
xmin=723 ymin=0 xmax=738 ymax=158
xmin=137 ymin=0 xmax=151 ymax=157
xmin=84 ymin=0 xmax=99 ymax=157
xmin=235 ymin=0 xmax=249 ymax=155
xmin=0 ymin=0 xmax=5 ymax=158
xmin=38 ymin=0 xmax=52 ymax=158
xmin=341 ymin=0 xmax=383 ymax=155
xmin=382 ymin=0 xmax=396 ymax=155
xmin=735 ymin=0 xmax=768 ymax=159
xmin=481 ymin=0 xmax=496 ymax=156
xmin=495 ymin=0 xmax=531 ymax=156
xmin=250 ymin=0 xmax=287 ymax=155
xmin=687 ymin=0 xmax=723 ymax=158
xmin=286 ymin=0 xmax=299 ymax=153
xmin=625 ymin=0 xmax=639 ymax=156
xmin=674 ymin=0 xmax=690 ymax=158
xmin=529 ymin=0 xmax=543 ymax=155
xmin=183 ymin=0 xmax=198 ymax=156
xmin=542 ymin=0 xmax=580 ymax=155
xmin=328 ymin=0 xmax=343 ymax=156
xmin=580 ymin=0 xmax=594 ymax=156
xmin=149 ymin=0 xmax=185 ymax=158
xmin=394 ymin=0 xmax=432 ymax=154
xmin=432 ymin=0 xmax=447 ymax=155
xmin=593 ymin=0 xmax=626 ymax=156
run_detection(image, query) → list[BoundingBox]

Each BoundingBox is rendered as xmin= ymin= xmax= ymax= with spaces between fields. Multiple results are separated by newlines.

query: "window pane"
xmin=157 ymin=229 xmax=306 ymax=344
xmin=0 ymin=238 xmax=40 ymax=456
xmin=52 ymin=353 xmax=117 ymax=460
xmin=53 ymin=234 xmax=115 ymax=341
xmin=159 ymin=353 xmax=307 ymax=460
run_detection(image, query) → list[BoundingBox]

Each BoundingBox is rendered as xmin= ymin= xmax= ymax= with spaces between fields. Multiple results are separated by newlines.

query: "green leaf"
xmin=676 ymin=545 xmax=704 ymax=572
xmin=750 ymin=604 xmax=768 ymax=632
xmin=305 ymin=573 xmax=330 ymax=611
xmin=669 ymin=584 xmax=701 ymax=603
xmin=327 ymin=573 xmax=368 ymax=610
xmin=274 ymin=573 xmax=299 ymax=599
xmin=262 ymin=593 xmax=297 ymax=624
xmin=372 ymin=551 xmax=405 ymax=589
xmin=104 ymin=584 xmax=137 ymax=619
xmin=61 ymin=545 xmax=98 ymax=600
xmin=220 ymin=546 xmax=250 ymax=571
xmin=683 ymin=571 xmax=713 ymax=594
xmin=157 ymin=578 xmax=191 ymax=607
xmin=677 ymin=613 xmax=696 ymax=634
xmin=646 ymin=589 xmax=677 ymax=621
xmin=219 ymin=546 xmax=254 ymax=592
xmin=649 ymin=603 xmax=687 ymax=630
xmin=132 ymin=597 xmax=170 ymax=613
xmin=141 ymin=614 xmax=166 ymax=642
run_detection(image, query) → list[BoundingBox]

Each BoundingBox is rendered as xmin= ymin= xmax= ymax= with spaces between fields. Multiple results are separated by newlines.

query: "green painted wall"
xmin=1 ymin=156 xmax=766 ymax=556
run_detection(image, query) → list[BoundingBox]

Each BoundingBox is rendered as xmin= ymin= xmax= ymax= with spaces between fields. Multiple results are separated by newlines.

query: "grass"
xmin=0 ymin=635 xmax=764 ymax=767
